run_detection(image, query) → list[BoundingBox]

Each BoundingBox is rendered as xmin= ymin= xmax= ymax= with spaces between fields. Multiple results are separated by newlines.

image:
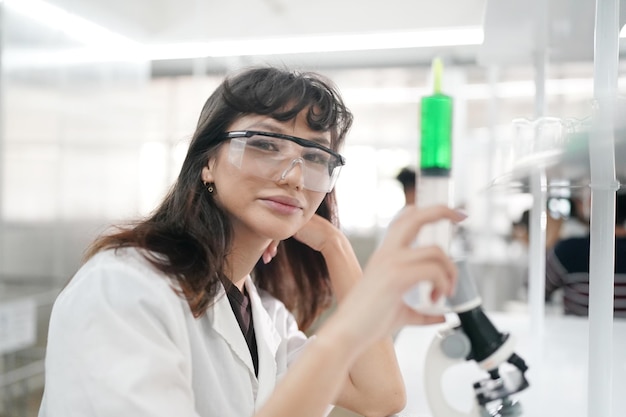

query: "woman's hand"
xmin=325 ymin=205 xmax=467 ymax=347
xmin=261 ymin=240 xmax=279 ymax=264
xmin=261 ymin=215 xmax=339 ymax=264
xmin=291 ymin=214 xmax=339 ymax=253
xmin=292 ymin=214 xmax=360 ymax=300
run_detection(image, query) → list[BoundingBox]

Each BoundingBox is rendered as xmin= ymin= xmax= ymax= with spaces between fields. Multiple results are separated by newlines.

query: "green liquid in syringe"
xmin=420 ymin=92 xmax=453 ymax=176
xmin=420 ymin=56 xmax=453 ymax=176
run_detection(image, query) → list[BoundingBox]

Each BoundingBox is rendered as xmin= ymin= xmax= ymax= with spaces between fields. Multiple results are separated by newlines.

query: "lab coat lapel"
xmin=245 ymin=277 xmax=282 ymax=408
xmin=208 ymin=285 xmax=256 ymax=377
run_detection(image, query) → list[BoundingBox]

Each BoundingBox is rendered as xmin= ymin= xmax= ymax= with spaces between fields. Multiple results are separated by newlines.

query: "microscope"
xmin=423 ymin=259 xmax=530 ymax=417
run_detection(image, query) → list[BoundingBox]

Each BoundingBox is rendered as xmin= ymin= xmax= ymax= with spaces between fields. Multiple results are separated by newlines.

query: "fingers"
xmin=262 ymin=240 xmax=280 ymax=264
xmin=382 ymin=205 xmax=467 ymax=249
xmin=292 ymin=214 xmax=337 ymax=252
xmin=394 ymin=246 xmax=457 ymax=298
xmin=371 ymin=243 xmax=456 ymax=296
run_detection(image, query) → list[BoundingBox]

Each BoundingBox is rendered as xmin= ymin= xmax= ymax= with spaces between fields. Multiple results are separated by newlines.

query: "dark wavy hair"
xmin=84 ymin=67 xmax=353 ymax=331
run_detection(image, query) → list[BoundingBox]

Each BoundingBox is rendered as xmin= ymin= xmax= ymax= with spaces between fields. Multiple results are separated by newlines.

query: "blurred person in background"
xmin=395 ymin=167 xmax=417 ymax=206
xmin=545 ymin=191 xmax=626 ymax=318
xmin=557 ymin=193 xmax=591 ymax=239
xmin=38 ymin=67 xmax=464 ymax=417
xmin=510 ymin=191 xmax=590 ymax=252
xmin=509 ymin=197 xmax=586 ymax=310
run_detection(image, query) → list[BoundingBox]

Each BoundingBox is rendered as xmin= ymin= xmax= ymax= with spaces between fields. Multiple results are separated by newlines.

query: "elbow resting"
xmin=359 ymin=387 xmax=407 ymax=417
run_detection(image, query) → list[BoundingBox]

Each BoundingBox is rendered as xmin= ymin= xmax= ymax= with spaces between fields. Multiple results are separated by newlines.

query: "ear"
xmin=201 ymin=165 xmax=214 ymax=184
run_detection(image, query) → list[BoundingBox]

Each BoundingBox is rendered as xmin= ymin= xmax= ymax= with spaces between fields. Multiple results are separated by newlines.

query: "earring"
xmin=204 ymin=182 xmax=214 ymax=193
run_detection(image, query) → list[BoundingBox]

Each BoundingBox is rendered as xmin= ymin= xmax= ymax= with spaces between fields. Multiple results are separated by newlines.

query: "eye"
xmin=247 ymin=137 xmax=281 ymax=152
xmin=303 ymin=149 xmax=332 ymax=165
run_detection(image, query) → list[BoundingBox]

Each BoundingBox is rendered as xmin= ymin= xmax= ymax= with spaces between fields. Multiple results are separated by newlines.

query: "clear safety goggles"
xmin=221 ymin=130 xmax=346 ymax=193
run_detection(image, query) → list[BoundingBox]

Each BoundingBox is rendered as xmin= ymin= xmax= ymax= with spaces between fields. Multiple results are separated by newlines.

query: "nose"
xmin=278 ymin=158 xmax=305 ymax=189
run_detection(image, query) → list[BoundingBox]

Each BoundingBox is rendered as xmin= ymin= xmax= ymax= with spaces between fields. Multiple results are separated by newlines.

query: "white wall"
xmin=3 ymin=64 xmax=625 ymax=292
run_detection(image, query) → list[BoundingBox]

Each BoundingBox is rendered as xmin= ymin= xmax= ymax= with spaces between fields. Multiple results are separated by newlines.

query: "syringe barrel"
xmin=404 ymin=174 xmax=454 ymax=314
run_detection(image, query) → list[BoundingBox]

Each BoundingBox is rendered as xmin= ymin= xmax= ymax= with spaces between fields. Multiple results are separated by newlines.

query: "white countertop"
xmin=393 ymin=312 xmax=626 ymax=417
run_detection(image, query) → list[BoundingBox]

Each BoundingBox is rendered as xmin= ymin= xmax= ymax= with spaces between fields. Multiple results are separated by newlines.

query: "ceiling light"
xmin=143 ymin=27 xmax=485 ymax=60
xmin=3 ymin=0 xmax=484 ymax=61
xmin=4 ymin=0 xmax=139 ymax=47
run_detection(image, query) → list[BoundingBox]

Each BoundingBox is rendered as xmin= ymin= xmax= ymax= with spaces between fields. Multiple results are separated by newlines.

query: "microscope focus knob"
xmin=440 ymin=329 xmax=471 ymax=360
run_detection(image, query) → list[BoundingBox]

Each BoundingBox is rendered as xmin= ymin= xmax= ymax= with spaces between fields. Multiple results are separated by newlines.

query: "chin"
xmin=265 ymin=228 xmax=299 ymax=241
xmin=252 ymin=213 xmax=304 ymax=238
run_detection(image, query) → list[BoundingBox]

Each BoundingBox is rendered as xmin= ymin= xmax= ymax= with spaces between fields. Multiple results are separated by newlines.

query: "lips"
xmin=260 ymin=195 xmax=304 ymax=215
xmin=264 ymin=195 xmax=303 ymax=209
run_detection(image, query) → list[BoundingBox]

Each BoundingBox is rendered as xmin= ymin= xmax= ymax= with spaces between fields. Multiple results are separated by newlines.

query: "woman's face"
xmin=202 ymin=111 xmax=331 ymax=242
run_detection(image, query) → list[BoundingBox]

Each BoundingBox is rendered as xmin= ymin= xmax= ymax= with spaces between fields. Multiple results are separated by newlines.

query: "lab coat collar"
xmin=208 ymin=284 xmax=256 ymax=376
xmin=207 ymin=276 xmax=282 ymax=406
xmin=245 ymin=276 xmax=282 ymax=407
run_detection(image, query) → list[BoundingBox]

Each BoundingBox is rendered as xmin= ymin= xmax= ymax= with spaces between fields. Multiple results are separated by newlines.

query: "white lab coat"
xmin=38 ymin=247 xmax=312 ymax=417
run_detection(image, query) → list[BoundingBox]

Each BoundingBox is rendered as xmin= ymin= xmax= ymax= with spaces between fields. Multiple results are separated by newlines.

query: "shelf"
xmin=487 ymin=109 xmax=626 ymax=194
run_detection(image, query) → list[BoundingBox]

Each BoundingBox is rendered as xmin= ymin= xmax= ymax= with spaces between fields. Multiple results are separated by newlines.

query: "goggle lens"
xmin=225 ymin=132 xmax=344 ymax=193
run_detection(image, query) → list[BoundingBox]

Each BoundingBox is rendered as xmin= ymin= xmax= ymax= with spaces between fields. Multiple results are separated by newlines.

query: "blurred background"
xmin=1 ymin=0 xmax=625 ymax=416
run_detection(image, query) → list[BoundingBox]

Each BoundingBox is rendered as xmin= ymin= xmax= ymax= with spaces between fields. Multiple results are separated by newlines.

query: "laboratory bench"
xmin=0 ymin=280 xmax=60 ymax=417
xmin=392 ymin=312 xmax=626 ymax=417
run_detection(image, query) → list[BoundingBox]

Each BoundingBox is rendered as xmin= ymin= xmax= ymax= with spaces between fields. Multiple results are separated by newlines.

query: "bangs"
xmin=222 ymin=68 xmax=353 ymax=148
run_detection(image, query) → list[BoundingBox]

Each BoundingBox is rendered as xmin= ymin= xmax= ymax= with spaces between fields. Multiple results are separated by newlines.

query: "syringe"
xmin=404 ymin=57 xmax=455 ymax=314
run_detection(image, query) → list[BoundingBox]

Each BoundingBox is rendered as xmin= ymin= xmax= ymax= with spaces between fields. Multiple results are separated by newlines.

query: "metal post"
xmin=588 ymin=0 xmax=620 ymax=416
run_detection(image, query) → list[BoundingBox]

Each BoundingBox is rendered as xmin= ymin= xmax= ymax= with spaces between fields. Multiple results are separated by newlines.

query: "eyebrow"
xmin=248 ymin=122 xmax=331 ymax=147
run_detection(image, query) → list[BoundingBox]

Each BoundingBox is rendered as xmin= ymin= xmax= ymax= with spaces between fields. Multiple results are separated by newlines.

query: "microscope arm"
xmin=424 ymin=325 xmax=481 ymax=417
xmin=422 ymin=259 xmax=530 ymax=417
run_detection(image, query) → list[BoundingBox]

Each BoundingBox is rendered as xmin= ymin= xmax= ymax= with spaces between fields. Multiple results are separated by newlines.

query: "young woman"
xmin=38 ymin=67 xmax=464 ymax=417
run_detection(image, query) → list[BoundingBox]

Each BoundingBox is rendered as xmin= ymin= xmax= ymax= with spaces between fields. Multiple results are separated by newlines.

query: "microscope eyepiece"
xmin=457 ymin=307 xmax=509 ymax=363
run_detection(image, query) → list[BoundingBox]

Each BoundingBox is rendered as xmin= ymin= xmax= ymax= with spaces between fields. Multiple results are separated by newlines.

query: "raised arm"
xmin=257 ymin=205 xmax=465 ymax=417
xmin=292 ymin=213 xmax=405 ymax=416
